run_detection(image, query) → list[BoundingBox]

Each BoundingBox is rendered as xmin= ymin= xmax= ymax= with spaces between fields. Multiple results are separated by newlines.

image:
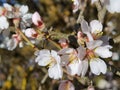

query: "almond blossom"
xmin=81 ymin=19 xmax=103 ymax=41
xmin=86 ymin=40 xmax=112 ymax=75
xmin=79 ymin=19 xmax=113 ymax=75
xmin=35 ymin=49 xmax=63 ymax=79
xmin=58 ymin=47 xmax=88 ymax=76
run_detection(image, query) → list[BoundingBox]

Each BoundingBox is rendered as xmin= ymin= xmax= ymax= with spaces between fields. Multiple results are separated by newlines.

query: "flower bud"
xmin=24 ymin=28 xmax=38 ymax=38
xmin=32 ymin=12 xmax=45 ymax=29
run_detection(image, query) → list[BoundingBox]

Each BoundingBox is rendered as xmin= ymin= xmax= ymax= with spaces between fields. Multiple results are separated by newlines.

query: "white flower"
xmin=35 ymin=50 xmax=63 ymax=79
xmin=90 ymin=20 xmax=103 ymax=34
xmin=3 ymin=3 xmax=13 ymax=11
xmin=81 ymin=19 xmax=103 ymax=41
xmin=19 ymin=5 xmax=28 ymax=15
xmin=24 ymin=28 xmax=38 ymax=38
xmin=59 ymin=47 xmax=87 ymax=76
xmin=106 ymin=0 xmax=120 ymax=13
xmin=58 ymin=80 xmax=75 ymax=90
xmin=90 ymin=58 xmax=107 ymax=75
xmin=94 ymin=45 xmax=112 ymax=58
xmin=0 ymin=16 xmax=9 ymax=30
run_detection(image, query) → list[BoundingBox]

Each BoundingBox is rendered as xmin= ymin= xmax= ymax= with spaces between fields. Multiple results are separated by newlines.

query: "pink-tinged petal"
xmin=61 ymin=55 xmax=70 ymax=66
xmin=90 ymin=58 xmax=100 ymax=75
xmin=86 ymin=40 xmax=103 ymax=50
xmin=48 ymin=64 xmax=63 ymax=79
xmin=81 ymin=19 xmax=90 ymax=34
xmin=59 ymin=80 xmax=75 ymax=90
xmin=24 ymin=28 xmax=38 ymax=38
xmin=90 ymin=20 xmax=103 ymax=34
xmin=98 ymin=59 xmax=107 ymax=74
xmin=32 ymin=12 xmax=43 ymax=27
xmin=77 ymin=46 xmax=86 ymax=60
xmin=94 ymin=45 xmax=112 ymax=58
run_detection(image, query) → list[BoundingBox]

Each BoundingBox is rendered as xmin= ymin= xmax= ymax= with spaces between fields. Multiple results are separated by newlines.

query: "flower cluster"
xmin=0 ymin=3 xmax=44 ymax=50
xmin=35 ymin=19 xmax=113 ymax=79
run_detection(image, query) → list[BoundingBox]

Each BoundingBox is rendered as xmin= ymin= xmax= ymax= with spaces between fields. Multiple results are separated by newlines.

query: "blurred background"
xmin=0 ymin=0 xmax=120 ymax=90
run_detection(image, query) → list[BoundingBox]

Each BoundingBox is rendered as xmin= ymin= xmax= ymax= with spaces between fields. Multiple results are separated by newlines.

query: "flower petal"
xmin=35 ymin=55 xmax=51 ymax=66
xmin=77 ymin=46 xmax=86 ymax=60
xmin=94 ymin=45 xmax=112 ymax=58
xmin=81 ymin=19 xmax=90 ymax=34
xmin=58 ymin=48 xmax=74 ymax=55
xmin=0 ymin=16 xmax=9 ymax=30
xmin=98 ymin=59 xmax=107 ymax=74
xmin=66 ymin=59 xmax=82 ymax=76
xmin=51 ymin=50 xmax=61 ymax=63
xmin=19 ymin=5 xmax=28 ymax=15
xmin=48 ymin=64 xmax=63 ymax=79
xmin=90 ymin=20 xmax=103 ymax=34
xmin=90 ymin=58 xmax=100 ymax=75
xmin=81 ymin=59 xmax=88 ymax=77
xmin=86 ymin=40 xmax=103 ymax=50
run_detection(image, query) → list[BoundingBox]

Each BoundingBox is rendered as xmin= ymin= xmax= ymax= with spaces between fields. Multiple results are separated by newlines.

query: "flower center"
xmin=86 ymin=49 xmax=95 ymax=59
xmin=48 ymin=56 xmax=57 ymax=67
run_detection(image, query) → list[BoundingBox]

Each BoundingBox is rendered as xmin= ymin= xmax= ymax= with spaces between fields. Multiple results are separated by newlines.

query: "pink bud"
xmin=58 ymin=80 xmax=75 ymax=90
xmin=59 ymin=38 xmax=69 ymax=48
xmin=32 ymin=12 xmax=44 ymax=28
xmin=24 ymin=28 xmax=38 ymax=38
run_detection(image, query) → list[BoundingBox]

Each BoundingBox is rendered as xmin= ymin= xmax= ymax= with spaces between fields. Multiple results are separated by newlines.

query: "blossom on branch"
xmin=35 ymin=49 xmax=63 ymax=79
